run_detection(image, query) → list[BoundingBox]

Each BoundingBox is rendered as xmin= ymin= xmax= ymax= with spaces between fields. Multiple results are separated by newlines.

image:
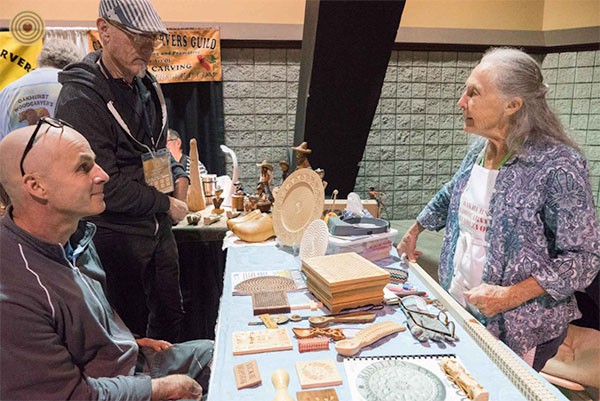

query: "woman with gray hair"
xmin=36 ymin=37 xmax=83 ymax=70
xmin=397 ymin=47 xmax=600 ymax=371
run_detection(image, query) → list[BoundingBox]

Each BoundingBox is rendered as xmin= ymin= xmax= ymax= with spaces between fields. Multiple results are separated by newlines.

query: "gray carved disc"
xmin=356 ymin=359 xmax=446 ymax=401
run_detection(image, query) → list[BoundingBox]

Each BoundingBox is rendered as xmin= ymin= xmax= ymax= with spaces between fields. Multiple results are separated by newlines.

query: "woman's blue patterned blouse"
xmin=417 ymin=138 xmax=600 ymax=356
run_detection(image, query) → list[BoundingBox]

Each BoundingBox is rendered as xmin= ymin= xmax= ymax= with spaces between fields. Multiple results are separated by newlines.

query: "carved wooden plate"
xmin=272 ymin=169 xmax=325 ymax=246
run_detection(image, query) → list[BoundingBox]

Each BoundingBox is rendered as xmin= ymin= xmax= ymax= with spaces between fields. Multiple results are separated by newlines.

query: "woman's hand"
xmin=464 ymin=284 xmax=512 ymax=317
xmin=136 ymin=337 xmax=173 ymax=352
xmin=465 ymin=277 xmax=546 ymax=317
xmin=396 ymin=221 xmax=424 ymax=262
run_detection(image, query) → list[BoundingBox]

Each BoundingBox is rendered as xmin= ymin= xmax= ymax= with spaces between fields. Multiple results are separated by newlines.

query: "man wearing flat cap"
xmin=56 ymin=0 xmax=190 ymax=344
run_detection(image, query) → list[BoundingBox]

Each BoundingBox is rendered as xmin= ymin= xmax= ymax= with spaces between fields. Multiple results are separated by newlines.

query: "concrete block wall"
xmin=221 ymin=48 xmax=600 ymax=219
xmin=221 ymin=48 xmax=301 ymax=192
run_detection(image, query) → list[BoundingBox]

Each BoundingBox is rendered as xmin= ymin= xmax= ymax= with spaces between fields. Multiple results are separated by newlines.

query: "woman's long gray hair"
xmin=480 ymin=47 xmax=579 ymax=152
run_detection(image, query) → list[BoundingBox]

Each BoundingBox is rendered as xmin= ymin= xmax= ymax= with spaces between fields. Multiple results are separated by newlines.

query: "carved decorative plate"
xmin=357 ymin=360 xmax=446 ymax=401
xmin=272 ymin=169 xmax=325 ymax=246
xmin=299 ymin=219 xmax=329 ymax=261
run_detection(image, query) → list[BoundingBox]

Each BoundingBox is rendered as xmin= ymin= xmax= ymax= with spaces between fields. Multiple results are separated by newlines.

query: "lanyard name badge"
xmin=137 ymin=86 xmax=174 ymax=194
xmin=99 ymin=57 xmax=174 ymax=194
xmin=142 ymin=149 xmax=174 ymax=194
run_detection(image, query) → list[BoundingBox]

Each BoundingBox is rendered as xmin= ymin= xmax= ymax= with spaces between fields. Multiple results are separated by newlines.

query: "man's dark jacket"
xmin=56 ymin=50 xmax=186 ymax=236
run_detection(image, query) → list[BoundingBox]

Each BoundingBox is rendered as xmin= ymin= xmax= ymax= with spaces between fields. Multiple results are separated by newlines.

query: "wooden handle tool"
xmin=308 ymin=312 xmax=377 ymax=328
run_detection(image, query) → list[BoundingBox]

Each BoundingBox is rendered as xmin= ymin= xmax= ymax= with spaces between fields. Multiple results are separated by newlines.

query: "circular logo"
xmin=10 ymin=11 xmax=45 ymax=45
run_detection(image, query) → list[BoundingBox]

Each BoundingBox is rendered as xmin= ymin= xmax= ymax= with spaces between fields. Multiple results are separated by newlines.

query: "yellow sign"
xmin=87 ymin=28 xmax=222 ymax=83
xmin=0 ymin=31 xmax=42 ymax=91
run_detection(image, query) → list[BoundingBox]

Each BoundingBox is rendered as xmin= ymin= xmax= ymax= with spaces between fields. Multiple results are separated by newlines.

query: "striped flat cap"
xmin=99 ymin=0 xmax=168 ymax=35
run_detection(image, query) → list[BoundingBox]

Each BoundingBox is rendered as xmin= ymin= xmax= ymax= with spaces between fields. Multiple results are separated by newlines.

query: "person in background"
xmin=55 ymin=0 xmax=190 ymax=343
xmin=397 ymin=47 xmax=600 ymax=371
xmin=166 ymin=128 xmax=208 ymax=176
xmin=0 ymin=123 xmax=212 ymax=400
xmin=0 ymin=38 xmax=81 ymax=140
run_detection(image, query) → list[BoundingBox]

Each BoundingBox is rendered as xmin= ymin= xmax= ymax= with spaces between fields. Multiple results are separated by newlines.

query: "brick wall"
xmin=221 ymin=48 xmax=600 ymax=220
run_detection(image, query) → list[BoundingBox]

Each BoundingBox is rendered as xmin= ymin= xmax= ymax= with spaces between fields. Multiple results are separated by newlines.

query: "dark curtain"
xmin=162 ymin=81 xmax=226 ymax=176
xmin=300 ymin=0 xmax=406 ymax=197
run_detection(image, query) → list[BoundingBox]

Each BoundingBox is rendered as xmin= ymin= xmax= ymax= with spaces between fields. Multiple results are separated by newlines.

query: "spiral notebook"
xmin=343 ymin=354 xmax=469 ymax=401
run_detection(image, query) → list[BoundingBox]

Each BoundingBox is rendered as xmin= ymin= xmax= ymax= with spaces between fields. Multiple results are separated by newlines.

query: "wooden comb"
xmin=252 ymin=291 xmax=290 ymax=316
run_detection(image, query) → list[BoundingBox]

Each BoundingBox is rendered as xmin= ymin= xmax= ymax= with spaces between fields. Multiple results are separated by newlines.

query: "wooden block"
xmin=232 ymin=328 xmax=293 ymax=355
xmin=296 ymin=388 xmax=339 ymax=401
xmin=296 ymin=359 xmax=342 ymax=389
xmin=302 ymin=253 xmax=390 ymax=289
xmin=251 ymin=291 xmax=291 ymax=316
xmin=233 ymin=359 xmax=262 ymax=389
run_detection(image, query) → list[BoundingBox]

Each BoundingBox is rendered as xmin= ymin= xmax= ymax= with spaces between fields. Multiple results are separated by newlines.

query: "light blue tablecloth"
xmin=207 ymin=244 xmax=567 ymax=401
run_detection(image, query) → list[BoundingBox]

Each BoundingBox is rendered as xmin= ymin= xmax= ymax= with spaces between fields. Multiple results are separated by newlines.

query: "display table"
xmin=207 ymin=244 xmax=568 ymax=401
xmin=173 ymin=208 xmax=229 ymax=340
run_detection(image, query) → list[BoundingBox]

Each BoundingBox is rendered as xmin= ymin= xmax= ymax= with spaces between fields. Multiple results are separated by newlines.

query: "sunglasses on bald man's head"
xmin=20 ymin=117 xmax=74 ymax=176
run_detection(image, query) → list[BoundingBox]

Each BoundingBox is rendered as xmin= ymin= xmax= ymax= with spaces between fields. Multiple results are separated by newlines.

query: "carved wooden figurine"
xmin=293 ymin=141 xmax=312 ymax=170
xmin=256 ymin=160 xmax=274 ymax=202
xmin=314 ymin=168 xmax=327 ymax=190
xmin=440 ymin=357 xmax=489 ymax=401
xmin=278 ymin=160 xmax=290 ymax=182
xmin=212 ymin=188 xmax=225 ymax=214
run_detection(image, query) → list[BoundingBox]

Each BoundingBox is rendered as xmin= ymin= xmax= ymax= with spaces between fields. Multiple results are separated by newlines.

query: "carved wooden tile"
xmin=233 ymin=359 xmax=262 ymax=389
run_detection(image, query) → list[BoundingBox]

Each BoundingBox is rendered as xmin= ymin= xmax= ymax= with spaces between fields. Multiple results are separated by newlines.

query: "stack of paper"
xmin=301 ymin=252 xmax=390 ymax=313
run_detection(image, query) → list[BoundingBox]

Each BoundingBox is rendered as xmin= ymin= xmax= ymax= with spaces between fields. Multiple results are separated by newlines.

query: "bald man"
xmin=0 ymin=121 xmax=212 ymax=400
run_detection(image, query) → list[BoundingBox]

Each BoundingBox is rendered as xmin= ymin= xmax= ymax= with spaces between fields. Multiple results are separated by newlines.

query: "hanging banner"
xmin=0 ymin=31 xmax=43 ymax=91
xmin=87 ymin=28 xmax=222 ymax=83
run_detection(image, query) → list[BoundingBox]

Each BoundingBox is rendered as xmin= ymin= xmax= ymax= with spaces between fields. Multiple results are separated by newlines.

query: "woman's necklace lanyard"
xmin=99 ymin=57 xmax=157 ymax=151
xmin=480 ymin=148 xmax=512 ymax=169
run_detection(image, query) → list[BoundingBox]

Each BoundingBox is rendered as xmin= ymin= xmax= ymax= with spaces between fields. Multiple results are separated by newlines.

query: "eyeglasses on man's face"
xmin=20 ymin=117 xmax=74 ymax=176
xmin=107 ymin=20 xmax=163 ymax=49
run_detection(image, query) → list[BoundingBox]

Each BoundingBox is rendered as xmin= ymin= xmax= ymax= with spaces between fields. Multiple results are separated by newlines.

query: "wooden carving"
xmin=187 ymin=138 xmax=205 ymax=212
xmin=440 ymin=357 xmax=489 ymax=401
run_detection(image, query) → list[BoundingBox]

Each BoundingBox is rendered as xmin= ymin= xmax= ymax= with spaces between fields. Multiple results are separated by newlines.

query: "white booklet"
xmin=343 ymin=354 xmax=471 ymax=401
